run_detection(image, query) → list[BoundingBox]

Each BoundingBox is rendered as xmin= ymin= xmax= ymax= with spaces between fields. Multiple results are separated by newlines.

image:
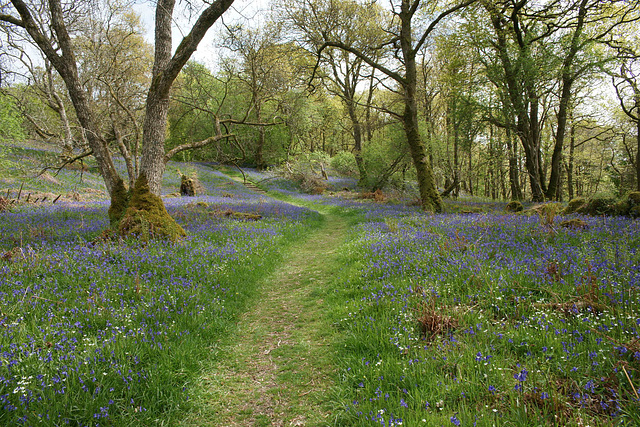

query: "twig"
xmin=621 ymin=365 xmax=639 ymax=400
xmin=30 ymin=295 xmax=63 ymax=305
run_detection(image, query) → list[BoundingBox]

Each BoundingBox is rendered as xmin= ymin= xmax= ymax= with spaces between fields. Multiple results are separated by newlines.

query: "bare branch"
xmin=317 ymin=41 xmax=405 ymax=84
xmin=414 ymin=0 xmax=477 ymax=54
xmin=39 ymin=150 xmax=93 ymax=177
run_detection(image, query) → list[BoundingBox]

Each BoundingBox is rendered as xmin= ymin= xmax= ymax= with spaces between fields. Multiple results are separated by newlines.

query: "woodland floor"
xmin=180 ymin=207 xmax=348 ymax=426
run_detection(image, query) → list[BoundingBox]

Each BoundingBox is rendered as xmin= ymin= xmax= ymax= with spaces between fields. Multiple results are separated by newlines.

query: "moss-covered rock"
xmin=118 ymin=175 xmax=186 ymax=241
xmin=505 ymin=200 xmax=523 ymax=213
xmin=525 ymin=202 xmax=563 ymax=217
xmin=577 ymin=197 xmax=616 ymax=216
xmin=180 ymin=175 xmax=197 ymax=197
xmin=561 ymin=197 xmax=587 ymax=215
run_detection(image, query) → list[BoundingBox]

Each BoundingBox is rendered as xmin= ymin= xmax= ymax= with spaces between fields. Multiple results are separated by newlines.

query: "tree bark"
xmin=400 ymin=0 xmax=442 ymax=212
xmin=636 ymin=104 xmax=640 ymax=191
xmin=504 ymin=126 xmax=522 ymax=200
xmin=139 ymin=0 xmax=235 ymax=194
xmin=346 ymin=100 xmax=367 ymax=186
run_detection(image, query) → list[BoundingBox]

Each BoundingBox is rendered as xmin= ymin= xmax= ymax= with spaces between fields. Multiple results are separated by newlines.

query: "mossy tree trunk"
xmin=397 ymin=0 xmax=442 ymax=212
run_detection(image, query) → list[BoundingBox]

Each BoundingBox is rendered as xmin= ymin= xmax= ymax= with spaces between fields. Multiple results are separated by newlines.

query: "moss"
xmin=108 ymin=178 xmax=129 ymax=226
xmin=561 ymin=197 xmax=586 ymax=215
xmin=577 ymin=197 xmax=616 ymax=216
xmin=180 ymin=175 xmax=196 ymax=197
xmin=628 ymin=191 xmax=640 ymax=206
xmin=629 ymin=205 xmax=640 ymax=219
xmin=118 ymin=175 xmax=186 ymax=241
xmin=505 ymin=200 xmax=523 ymax=213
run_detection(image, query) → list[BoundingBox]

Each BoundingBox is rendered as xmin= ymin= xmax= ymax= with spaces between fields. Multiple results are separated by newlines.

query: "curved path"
xmin=181 ymin=208 xmax=348 ymax=426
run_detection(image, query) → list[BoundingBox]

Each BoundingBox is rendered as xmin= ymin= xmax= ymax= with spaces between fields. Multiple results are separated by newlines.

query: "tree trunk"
xmin=347 ymin=101 xmax=367 ymax=186
xmin=636 ymin=99 xmax=640 ymax=191
xmin=400 ymin=2 xmax=442 ymax=212
xmin=468 ymin=145 xmax=473 ymax=196
xmin=566 ymin=112 xmax=575 ymax=199
xmin=255 ymin=103 xmax=266 ymax=170
xmin=505 ymin=127 xmax=522 ymax=200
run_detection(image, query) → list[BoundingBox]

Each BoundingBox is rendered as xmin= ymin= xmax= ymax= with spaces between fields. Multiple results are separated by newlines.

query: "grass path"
xmin=180 ymin=207 xmax=349 ymax=426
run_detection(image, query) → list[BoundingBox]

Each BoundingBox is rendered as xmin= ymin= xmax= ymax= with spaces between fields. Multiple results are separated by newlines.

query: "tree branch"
xmin=0 ymin=12 xmax=24 ymax=27
xmin=317 ymin=41 xmax=405 ymax=84
xmin=414 ymin=0 xmax=477 ymax=54
xmin=40 ymin=149 xmax=93 ymax=177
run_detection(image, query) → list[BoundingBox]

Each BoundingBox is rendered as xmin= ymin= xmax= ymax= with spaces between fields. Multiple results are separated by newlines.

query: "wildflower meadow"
xmin=1 ymin=150 xmax=639 ymax=426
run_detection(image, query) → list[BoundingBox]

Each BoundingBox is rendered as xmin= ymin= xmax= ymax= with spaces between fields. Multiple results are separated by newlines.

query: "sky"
xmin=132 ymin=0 xmax=272 ymax=68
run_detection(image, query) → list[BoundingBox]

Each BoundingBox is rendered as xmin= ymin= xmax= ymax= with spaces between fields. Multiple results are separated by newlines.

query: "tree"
xmin=480 ymin=0 xmax=639 ymax=201
xmin=221 ymin=22 xmax=294 ymax=169
xmin=1 ymin=0 xmax=235 ymax=237
xmin=283 ymin=0 xmax=388 ymax=186
xmin=315 ymin=0 xmax=475 ymax=212
xmin=611 ymin=54 xmax=640 ymax=191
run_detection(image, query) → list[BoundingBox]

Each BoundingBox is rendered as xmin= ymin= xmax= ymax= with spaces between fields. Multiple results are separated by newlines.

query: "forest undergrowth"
xmin=1 ymin=153 xmax=639 ymax=426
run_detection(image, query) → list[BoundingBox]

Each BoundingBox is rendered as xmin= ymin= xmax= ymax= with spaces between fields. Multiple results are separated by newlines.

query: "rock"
xmin=577 ymin=197 xmax=616 ymax=216
xmin=562 ymin=197 xmax=587 ymax=215
xmin=505 ymin=200 xmax=523 ymax=213
xmin=180 ymin=175 xmax=197 ymax=197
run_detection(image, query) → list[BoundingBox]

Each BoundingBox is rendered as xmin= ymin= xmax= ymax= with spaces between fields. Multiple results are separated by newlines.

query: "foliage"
xmin=330 ymin=151 xmax=358 ymax=177
xmin=362 ymin=124 xmax=412 ymax=191
xmin=0 ymin=94 xmax=26 ymax=144
xmin=274 ymin=152 xmax=331 ymax=194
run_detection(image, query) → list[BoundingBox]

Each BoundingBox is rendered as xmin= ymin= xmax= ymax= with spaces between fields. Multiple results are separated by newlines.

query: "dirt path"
xmin=180 ymin=209 xmax=348 ymax=426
